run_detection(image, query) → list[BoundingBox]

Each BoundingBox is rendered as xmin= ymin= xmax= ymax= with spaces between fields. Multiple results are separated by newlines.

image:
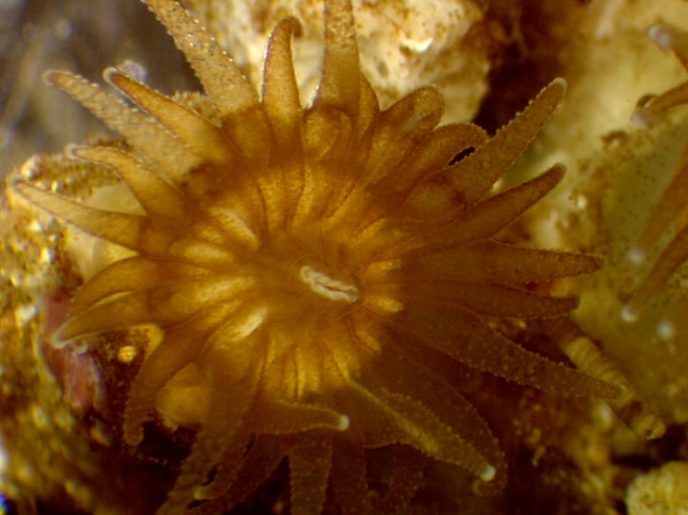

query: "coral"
xmin=626 ymin=461 xmax=688 ymax=515
xmin=7 ymin=0 xmax=622 ymax=513
xmin=626 ymin=24 xmax=688 ymax=316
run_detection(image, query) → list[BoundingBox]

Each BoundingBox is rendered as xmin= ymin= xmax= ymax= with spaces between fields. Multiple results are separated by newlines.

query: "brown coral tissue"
xmin=11 ymin=0 xmax=621 ymax=513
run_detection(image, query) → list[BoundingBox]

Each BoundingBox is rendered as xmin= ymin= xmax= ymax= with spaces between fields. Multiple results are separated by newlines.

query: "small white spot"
xmin=575 ymin=194 xmax=588 ymax=209
xmin=620 ymin=305 xmax=638 ymax=323
xmin=626 ymin=246 xmax=646 ymax=266
xmin=14 ymin=303 xmax=37 ymax=324
xmin=631 ymin=108 xmax=652 ymax=128
xmin=338 ymin=415 xmax=350 ymax=431
xmin=117 ymin=345 xmax=137 ymax=364
xmin=648 ymin=24 xmax=675 ymax=50
xmin=656 ymin=319 xmax=676 ymax=341
xmin=480 ymin=464 xmax=496 ymax=482
xmin=552 ymin=77 xmax=568 ymax=92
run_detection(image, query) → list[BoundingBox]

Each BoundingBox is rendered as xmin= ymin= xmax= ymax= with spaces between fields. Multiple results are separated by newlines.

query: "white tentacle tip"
xmin=480 ymin=464 xmax=496 ymax=482
xmin=648 ymin=24 xmax=675 ymax=50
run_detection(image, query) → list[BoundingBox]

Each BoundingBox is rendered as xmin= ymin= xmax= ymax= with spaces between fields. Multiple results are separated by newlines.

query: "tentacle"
xmin=631 ymin=24 xmax=688 ymax=125
xmin=395 ymin=303 xmax=621 ymax=399
xmin=362 ymin=87 xmax=444 ymax=185
xmin=316 ymin=0 xmax=360 ymax=115
xmin=347 ymin=380 xmax=496 ymax=483
xmin=57 ymin=274 xmax=252 ymax=341
xmin=70 ymin=256 xmax=209 ymax=314
xmin=262 ymin=17 xmax=302 ymax=153
xmin=628 ymin=224 xmax=688 ymax=311
xmin=188 ymin=436 xmax=286 ymax=513
xmin=69 ymin=146 xmax=187 ymax=219
xmin=395 ymin=241 xmax=602 ymax=286
xmin=399 ymin=164 xmax=565 ymax=257
xmin=43 ymin=70 xmax=200 ymax=179
xmin=254 ymin=400 xmax=350 ymax=435
xmin=287 ymin=436 xmax=333 ymax=515
xmin=330 ymin=438 xmax=372 ymax=515
xmin=634 ymin=146 xmax=688 ymax=257
xmin=393 ymin=280 xmax=578 ymax=318
xmin=142 ymin=0 xmax=259 ymax=118
xmin=123 ymin=305 xmax=234 ymax=445
xmin=14 ymin=182 xmax=178 ymax=254
xmin=159 ymin=339 xmax=263 ymax=514
xmin=380 ymin=123 xmax=488 ymax=194
xmin=445 ymin=79 xmax=566 ymax=207
xmin=105 ymin=69 xmax=234 ymax=165
xmin=355 ymin=326 xmax=506 ymax=492
xmin=369 ymin=445 xmax=427 ymax=512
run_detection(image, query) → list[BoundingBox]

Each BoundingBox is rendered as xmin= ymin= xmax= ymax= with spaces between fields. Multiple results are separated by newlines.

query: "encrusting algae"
xmin=2 ymin=0 xmax=685 ymax=513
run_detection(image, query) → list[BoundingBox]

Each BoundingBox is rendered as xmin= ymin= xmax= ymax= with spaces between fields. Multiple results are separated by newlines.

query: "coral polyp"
xmin=626 ymin=24 xmax=688 ymax=315
xmin=13 ymin=0 xmax=619 ymax=512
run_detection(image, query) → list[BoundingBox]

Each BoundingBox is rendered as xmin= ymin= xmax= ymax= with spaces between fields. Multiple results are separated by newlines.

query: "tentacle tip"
xmin=102 ymin=66 xmax=122 ymax=86
xmin=647 ymin=24 xmax=675 ymax=51
xmin=642 ymin=417 xmax=667 ymax=440
xmin=480 ymin=464 xmax=496 ymax=482
xmin=279 ymin=15 xmax=304 ymax=38
xmin=42 ymin=69 xmax=62 ymax=86
xmin=549 ymin=162 xmax=567 ymax=180
xmin=625 ymin=246 xmax=646 ymax=265
xmin=64 ymin=143 xmax=85 ymax=160
xmin=50 ymin=329 xmax=71 ymax=349
xmin=631 ymin=107 xmax=653 ymax=128
xmin=620 ymin=304 xmax=639 ymax=323
xmin=656 ymin=318 xmax=676 ymax=341
xmin=116 ymin=60 xmax=147 ymax=83
xmin=550 ymin=77 xmax=568 ymax=93
xmin=552 ymin=77 xmax=568 ymax=91
xmin=337 ymin=414 xmax=350 ymax=431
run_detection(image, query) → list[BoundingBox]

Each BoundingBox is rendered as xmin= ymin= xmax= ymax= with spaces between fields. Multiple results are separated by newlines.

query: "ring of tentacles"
xmin=14 ymin=0 xmax=619 ymax=513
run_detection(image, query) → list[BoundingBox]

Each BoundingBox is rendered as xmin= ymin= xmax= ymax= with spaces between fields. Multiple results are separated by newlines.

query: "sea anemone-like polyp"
xmin=14 ymin=0 xmax=620 ymax=512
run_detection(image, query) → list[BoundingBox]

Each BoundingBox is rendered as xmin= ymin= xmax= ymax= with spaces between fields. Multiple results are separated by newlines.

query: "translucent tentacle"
xmin=70 ymin=256 xmax=209 ymax=314
xmin=57 ymin=275 xmax=251 ymax=341
xmin=316 ymin=0 xmax=360 ymax=114
xmin=43 ymin=70 xmax=199 ymax=179
xmin=288 ymin=436 xmax=333 ymax=515
xmin=445 ymin=79 xmax=566 ymax=207
xmin=397 ymin=281 xmax=578 ymax=318
xmin=105 ymin=69 xmax=233 ymax=165
xmin=159 ymin=341 xmax=261 ymax=514
xmin=14 ymin=182 xmax=178 ymax=254
xmin=70 ymin=146 xmax=187 ymax=219
xmin=262 ymin=17 xmax=302 ymax=152
xmin=142 ymin=0 xmax=259 ymax=117
xmin=123 ymin=306 xmax=233 ymax=445
xmin=397 ymin=304 xmax=621 ymax=399
xmin=400 ymin=164 xmax=565 ymax=257
xmin=397 ymin=241 xmax=602 ymax=286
